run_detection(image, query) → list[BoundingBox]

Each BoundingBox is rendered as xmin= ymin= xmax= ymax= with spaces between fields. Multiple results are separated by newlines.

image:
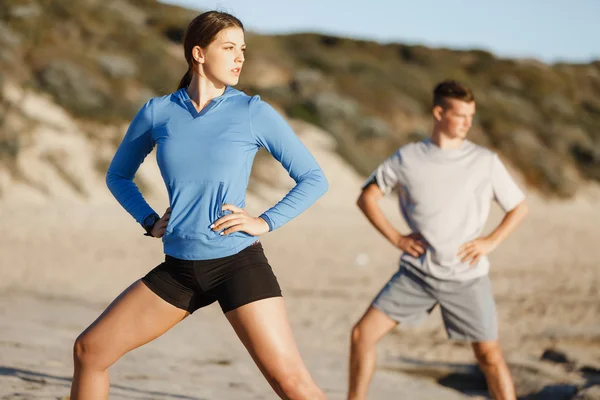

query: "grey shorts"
xmin=372 ymin=265 xmax=498 ymax=341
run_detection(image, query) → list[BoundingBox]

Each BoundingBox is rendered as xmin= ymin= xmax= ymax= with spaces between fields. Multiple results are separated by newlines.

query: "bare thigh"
xmin=225 ymin=297 xmax=310 ymax=380
xmin=77 ymin=280 xmax=189 ymax=369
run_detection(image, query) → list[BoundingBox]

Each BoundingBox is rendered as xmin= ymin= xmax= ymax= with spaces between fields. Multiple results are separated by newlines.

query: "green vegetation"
xmin=1 ymin=0 xmax=599 ymax=198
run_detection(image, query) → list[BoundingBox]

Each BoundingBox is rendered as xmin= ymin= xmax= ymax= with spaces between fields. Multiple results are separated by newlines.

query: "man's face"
xmin=435 ymin=98 xmax=476 ymax=139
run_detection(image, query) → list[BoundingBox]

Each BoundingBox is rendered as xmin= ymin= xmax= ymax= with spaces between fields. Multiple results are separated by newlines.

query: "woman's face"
xmin=198 ymin=27 xmax=246 ymax=86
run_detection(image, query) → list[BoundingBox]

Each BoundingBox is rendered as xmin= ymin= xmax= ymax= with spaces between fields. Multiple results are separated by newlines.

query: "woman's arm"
xmin=106 ymin=100 xmax=158 ymax=225
xmin=249 ymin=97 xmax=328 ymax=231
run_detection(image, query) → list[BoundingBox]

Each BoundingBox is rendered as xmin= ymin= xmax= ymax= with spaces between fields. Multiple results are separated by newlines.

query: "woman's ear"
xmin=192 ymin=46 xmax=205 ymax=64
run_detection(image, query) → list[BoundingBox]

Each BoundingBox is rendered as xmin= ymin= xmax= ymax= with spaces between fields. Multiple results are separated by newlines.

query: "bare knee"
xmin=351 ymin=308 xmax=397 ymax=351
xmin=473 ymin=342 xmax=505 ymax=369
xmin=73 ymin=332 xmax=111 ymax=370
xmin=351 ymin=323 xmax=376 ymax=349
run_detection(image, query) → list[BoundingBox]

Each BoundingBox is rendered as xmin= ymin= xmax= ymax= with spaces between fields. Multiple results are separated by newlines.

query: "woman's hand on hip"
xmin=151 ymin=207 xmax=171 ymax=238
xmin=211 ymin=204 xmax=269 ymax=236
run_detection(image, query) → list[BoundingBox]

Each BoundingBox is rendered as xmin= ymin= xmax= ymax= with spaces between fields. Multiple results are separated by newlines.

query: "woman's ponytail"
xmin=177 ymin=69 xmax=192 ymax=90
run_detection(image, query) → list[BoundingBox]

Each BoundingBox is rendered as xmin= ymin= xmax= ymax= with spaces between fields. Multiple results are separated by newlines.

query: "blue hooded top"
xmin=106 ymin=86 xmax=328 ymax=260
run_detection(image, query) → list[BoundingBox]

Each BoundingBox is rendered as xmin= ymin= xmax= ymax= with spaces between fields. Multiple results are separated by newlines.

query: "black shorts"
xmin=141 ymin=242 xmax=282 ymax=314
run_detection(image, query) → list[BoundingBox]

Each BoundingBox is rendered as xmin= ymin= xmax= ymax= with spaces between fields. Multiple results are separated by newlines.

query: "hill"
xmin=1 ymin=0 xmax=599 ymax=198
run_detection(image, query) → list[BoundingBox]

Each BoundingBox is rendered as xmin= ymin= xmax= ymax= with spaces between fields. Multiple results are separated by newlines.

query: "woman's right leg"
xmin=225 ymin=297 xmax=326 ymax=400
xmin=70 ymin=280 xmax=188 ymax=400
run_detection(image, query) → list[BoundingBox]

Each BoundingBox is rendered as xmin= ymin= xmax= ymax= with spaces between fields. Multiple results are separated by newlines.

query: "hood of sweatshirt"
xmin=174 ymin=86 xmax=244 ymax=118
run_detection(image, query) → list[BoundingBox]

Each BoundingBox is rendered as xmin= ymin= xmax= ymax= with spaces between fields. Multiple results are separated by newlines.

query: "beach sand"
xmin=1 ymin=120 xmax=599 ymax=399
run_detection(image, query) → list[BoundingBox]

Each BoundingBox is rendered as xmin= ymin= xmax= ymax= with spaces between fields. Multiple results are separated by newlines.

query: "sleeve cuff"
xmin=361 ymin=172 xmax=378 ymax=191
xmin=259 ymin=214 xmax=274 ymax=232
xmin=501 ymin=194 xmax=526 ymax=213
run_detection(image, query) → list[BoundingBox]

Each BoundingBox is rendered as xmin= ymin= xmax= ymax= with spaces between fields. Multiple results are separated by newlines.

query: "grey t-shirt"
xmin=364 ymin=139 xmax=525 ymax=281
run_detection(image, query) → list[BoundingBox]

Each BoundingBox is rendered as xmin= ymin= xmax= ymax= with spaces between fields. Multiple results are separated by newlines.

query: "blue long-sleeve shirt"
xmin=106 ymin=86 xmax=328 ymax=260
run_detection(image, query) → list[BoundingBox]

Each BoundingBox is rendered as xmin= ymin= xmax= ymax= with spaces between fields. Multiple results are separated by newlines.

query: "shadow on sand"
xmin=0 ymin=366 xmax=204 ymax=399
xmin=382 ymin=357 xmax=593 ymax=400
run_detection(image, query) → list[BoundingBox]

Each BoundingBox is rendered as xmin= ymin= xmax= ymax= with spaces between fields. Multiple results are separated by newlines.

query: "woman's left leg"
xmin=225 ymin=297 xmax=327 ymax=400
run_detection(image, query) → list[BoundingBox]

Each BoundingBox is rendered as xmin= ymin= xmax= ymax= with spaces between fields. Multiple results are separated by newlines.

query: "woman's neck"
xmin=186 ymin=74 xmax=227 ymax=113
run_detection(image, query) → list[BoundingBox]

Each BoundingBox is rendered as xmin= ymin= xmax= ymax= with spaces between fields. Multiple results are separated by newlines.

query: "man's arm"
xmin=357 ymin=183 xmax=427 ymax=258
xmin=458 ymin=200 xmax=528 ymax=265
xmin=486 ymin=200 xmax=529 ymax=247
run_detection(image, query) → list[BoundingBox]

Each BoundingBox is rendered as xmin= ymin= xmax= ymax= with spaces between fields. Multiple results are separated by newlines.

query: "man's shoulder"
xmin=392 ymin=140 xmax=432 ymax=166
xmin=470 ymin=141 xmax=494 ymax=155
xmin=396 ymin=140 xmax=426 ymax=156
xmin=464 ymin=141 xmax=498 ymax=163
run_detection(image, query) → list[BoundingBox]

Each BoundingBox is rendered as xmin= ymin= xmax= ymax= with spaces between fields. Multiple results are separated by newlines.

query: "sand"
xmin=1 ymin=114 xmax=599 ymax=399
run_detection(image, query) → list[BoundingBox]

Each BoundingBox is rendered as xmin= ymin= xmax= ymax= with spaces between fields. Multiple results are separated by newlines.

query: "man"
xmin=348 ymin=80 xmax=528 ymax=400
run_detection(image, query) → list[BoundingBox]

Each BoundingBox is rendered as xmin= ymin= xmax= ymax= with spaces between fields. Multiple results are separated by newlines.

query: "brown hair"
xmin=177 ymin=11 xmax=244 ymax=90
xmin=433 ymin=80 xmax=475 ymax=109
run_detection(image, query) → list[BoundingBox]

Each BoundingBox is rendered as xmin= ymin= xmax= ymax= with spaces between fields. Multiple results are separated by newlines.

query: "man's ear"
xmin=432 ymin=105 xmax=444 ymax=121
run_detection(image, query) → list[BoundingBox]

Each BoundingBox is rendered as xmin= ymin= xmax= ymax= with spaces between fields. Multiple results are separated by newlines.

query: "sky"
xmin=162 ymin=0 xmax=600 ymax=64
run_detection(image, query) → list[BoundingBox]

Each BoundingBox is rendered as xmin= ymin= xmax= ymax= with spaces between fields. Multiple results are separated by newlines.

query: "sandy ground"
xmin=1 ymin=121 xmax=599 ymax=399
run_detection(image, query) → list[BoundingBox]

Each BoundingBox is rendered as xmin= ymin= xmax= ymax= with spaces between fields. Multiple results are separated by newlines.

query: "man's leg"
xmin=472 ymin=341 xmax=516 ymax=400
xmin=348 ymin=306 xmax=397 ymax=400
xmin=348 ymin=267 xmax=436 ymax=400
xmin=437 ymin=275 xmax=515 ymax=399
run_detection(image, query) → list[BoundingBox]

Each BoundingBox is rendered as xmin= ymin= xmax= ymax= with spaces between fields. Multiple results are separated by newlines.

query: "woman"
xmin=70 ymin=11 xmax=328 ymax=400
